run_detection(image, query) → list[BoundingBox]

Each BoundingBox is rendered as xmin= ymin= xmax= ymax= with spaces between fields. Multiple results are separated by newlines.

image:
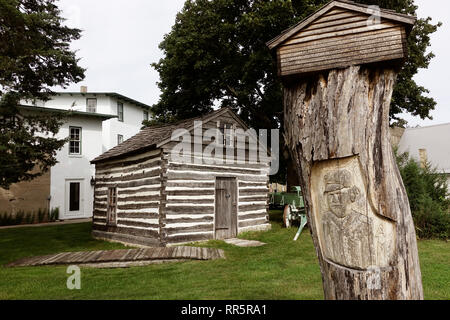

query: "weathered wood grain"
xmin=283 ymin=65 xmax=423 ymax=300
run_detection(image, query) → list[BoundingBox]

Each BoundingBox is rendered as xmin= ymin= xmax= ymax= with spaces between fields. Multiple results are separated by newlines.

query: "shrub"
xmin=396 ymin=150 xmax=450 ymax=240
xmin=37 ymin=208 xmax=46 ymax=223
xmin=49 ymin=207 xmax=59 ymax=222
xmin=0 ymin=208 xmax=54 ymax=226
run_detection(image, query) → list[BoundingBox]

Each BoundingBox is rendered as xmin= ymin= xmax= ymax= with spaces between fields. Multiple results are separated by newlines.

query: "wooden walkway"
xmin=6 ymin=246 xmax=225 ymax=268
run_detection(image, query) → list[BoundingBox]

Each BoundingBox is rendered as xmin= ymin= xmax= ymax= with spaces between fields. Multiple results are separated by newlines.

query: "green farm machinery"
xmin=269 ymin=186 xmax=308 ymax=241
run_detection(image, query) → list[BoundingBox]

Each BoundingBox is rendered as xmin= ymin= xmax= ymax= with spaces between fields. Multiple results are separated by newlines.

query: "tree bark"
xmin=284 ymin=65 xmax=423 ymax=300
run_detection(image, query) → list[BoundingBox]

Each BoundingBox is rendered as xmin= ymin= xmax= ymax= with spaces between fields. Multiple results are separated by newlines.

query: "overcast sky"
xmin=57 ymin=0 xmax=449 ymax=127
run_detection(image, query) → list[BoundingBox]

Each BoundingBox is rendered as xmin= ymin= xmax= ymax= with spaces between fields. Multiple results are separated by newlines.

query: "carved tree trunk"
xmin=284 ymin=65 xmax=423 ymax=300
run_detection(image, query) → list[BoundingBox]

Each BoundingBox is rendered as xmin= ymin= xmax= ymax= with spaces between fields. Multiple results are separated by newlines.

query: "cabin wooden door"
xmin=215 ymin=177 xmax=237 ymax=239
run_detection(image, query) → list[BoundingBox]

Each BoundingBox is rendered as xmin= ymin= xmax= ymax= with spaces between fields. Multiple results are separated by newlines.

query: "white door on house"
xmin=65 ymin=179 xmax=84 ymax=218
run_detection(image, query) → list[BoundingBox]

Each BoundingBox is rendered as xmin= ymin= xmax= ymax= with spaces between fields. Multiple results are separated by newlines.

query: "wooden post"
xmin=268 ymin=1 xmax=423 ymax=299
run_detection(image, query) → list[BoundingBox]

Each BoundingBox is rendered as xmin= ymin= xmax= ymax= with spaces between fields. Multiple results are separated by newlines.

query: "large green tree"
xmin=152 ymin=0 xmax=440 ymax=125
xmin=150 ymin=0 xmax=440 ymax=182
xmin=0 ymin=0 xmax=85 ymax=189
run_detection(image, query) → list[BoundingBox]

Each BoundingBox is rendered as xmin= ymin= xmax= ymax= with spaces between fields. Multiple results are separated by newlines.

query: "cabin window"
xmin=143 ymin=110 xmax=149 ymax=121
xmin=69 ymin=182 xmax=80 ymax=211
xmin=117 ymin=134 xmax=124 ymax=145
xmin=69 ymin=127 xmax=82 ymax=155
xmin=221 ymin=123 xmax=234 ymax=147
xmin=117 ymin=102 xmax=124 ymax=122
xmin=86 ymin=98 xmax=97 ymax=113
xmin=107 ymin=187 xmax=117 ymax=226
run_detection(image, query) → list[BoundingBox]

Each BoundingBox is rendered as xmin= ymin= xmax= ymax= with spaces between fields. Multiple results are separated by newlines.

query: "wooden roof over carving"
xmin=267 ymin=0 xmax=416 ymax=77
xmin=91 ymin=107 xmax=249 ymax=164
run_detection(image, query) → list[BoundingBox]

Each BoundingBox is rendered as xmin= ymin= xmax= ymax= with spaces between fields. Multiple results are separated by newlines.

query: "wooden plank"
xmin=279 ymin=27 xmax=402 ymax=54
xmin=291 ymin=19 xmax=379 ymax=40
xmin=167 ymin=233 xmax=213 ymax=243
xmin=284 ymin=22 xmax=397 ymax=46
xmin=117 ymin=203 xmax=159 ymax=210
xmin=166 ymin=181 xmax=215 ymax=188
xmin=95 ymin=177 xmax=161 ymax=189
xmin=164 ymin=224 xmax=214 ymax=236
xmin=239 ymin=219 xmax=268 ymax=228
xmin=165 ymin=216 xmax=214 ymax=224
xmin=239 ymin=196 xmax=268 ymax=202
xmin=239 ymin=188 xmax=269 ymax=195
xmin=281 ymin=43 xmax=404 ymax=67
xmin=280 ymin=34 xmax=402 ymax=61
xmin=322 ymin=8 xmax=352 ymax=18
xmin=96 ymin=160 xmax=162 ymax=176
xmin=281 ymin=50 xmax=404 ymax=75
xmin=116 ymin=219 xmax=159 ymax=229
xmin=95 ymin=152 xmax=161 ymax=170
xmin=94 ymin=224 xmax=159 ymax=238
xmin=306 ymin=13 xmax=367 ymax=30
xmin=167 ymin=198 xmax=214 ymax=205
xmin=96 ymin=169 xmax=161 ymax=183
xmin=118 ymin=187 xmax=161 ymax=195
xmin=164 ymin=206 xmax=214 ymax=215
xmin=166 ymin=189 xmax=215 ymax=196
xmin=238 ymin=204 xmax=267 ymax=212
xmin=118 ymin=195 xmax=160 ymax=202
xmin=238 ymin=213 xmax=268 ymax=221
xmin=118 ymin=212 xmax=159 ymax=219
xmin=282 ymin=45 xmax=405 ymax=71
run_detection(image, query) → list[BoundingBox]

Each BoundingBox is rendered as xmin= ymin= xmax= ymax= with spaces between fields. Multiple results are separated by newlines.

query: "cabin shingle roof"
xmin=91 ymin=108 xmax=236 ymax=164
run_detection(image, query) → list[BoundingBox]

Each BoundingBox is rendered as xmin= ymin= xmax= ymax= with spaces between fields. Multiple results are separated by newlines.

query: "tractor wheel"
xmin=283 ymin=205 xmax=291 ymax=228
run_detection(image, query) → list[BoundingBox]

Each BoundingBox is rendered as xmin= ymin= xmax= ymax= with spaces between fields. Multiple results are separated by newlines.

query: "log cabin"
xmin=90 ymin=107 xmax=271 ymax=247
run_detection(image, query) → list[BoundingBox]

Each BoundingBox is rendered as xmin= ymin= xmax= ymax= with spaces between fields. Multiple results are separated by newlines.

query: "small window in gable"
xmin=220 ymin=122 xmax=234 ymax=147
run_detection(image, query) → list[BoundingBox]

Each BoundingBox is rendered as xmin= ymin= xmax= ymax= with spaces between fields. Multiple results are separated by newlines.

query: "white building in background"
xmin=398 ymin=123 xmax=450 ymax=190
xmin=16 ymin=87 xmax=152 ymax=220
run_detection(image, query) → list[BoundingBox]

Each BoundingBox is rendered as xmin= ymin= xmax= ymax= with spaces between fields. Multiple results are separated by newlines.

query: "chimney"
xmin=418 ymin=148 xmax=428 ymax=168
xmin=80 ymin=86 xmax=88 ymax=93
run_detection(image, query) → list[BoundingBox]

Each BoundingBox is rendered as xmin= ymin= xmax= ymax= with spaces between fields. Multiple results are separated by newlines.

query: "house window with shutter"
xmin=143 ymin=110 xmax=149 ymax=121
xmin=117 ymin=134 xmax=124 ymax=145
xmin=107 ymin=187 xmax=117 ymax=226
xmin=86 ymin=98 xmax=97 ymax=113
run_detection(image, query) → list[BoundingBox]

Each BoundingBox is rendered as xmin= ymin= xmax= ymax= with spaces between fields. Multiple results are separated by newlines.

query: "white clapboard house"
xmin=398 ymin=123 xmax=450 ymax=192
xmin=0 ymin=87 xmax=151 ymax=220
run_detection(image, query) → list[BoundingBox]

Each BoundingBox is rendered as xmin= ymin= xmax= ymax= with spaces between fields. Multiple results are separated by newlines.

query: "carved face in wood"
xmin=324 ymin=170 xmax=360 ymax=218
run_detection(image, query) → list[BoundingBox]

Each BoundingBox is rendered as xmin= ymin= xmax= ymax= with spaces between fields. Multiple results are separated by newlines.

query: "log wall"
xmin=160 ymin=155 xmax=271 ymax=244
xmin=92 ymin=149 xmax=163 ymax=246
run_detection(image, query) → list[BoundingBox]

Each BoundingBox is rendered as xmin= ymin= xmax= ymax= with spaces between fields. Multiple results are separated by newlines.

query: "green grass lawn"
xmin=0 ymin=210 xmax=448 ymax=300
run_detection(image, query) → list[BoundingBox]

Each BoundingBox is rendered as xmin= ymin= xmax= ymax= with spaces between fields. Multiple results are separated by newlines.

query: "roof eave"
xmin=91 ymin=144 xmax=158 ymax=164
xmin=18 ymin=105 xmax=117 ymax=120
